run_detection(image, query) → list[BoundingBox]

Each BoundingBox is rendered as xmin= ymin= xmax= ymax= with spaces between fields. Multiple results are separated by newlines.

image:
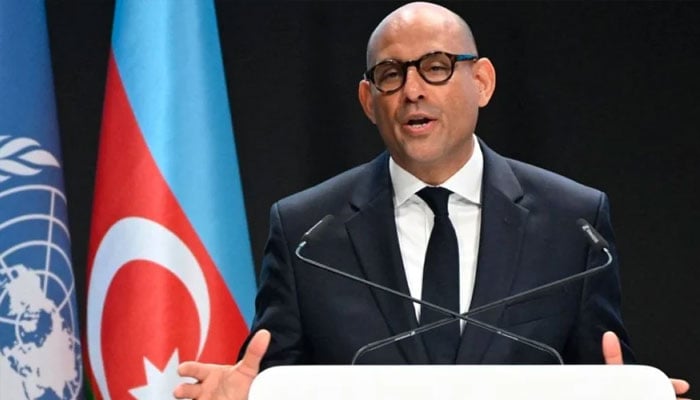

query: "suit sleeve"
xmin=563 ymin=192 xmax=636 ymax=363
xmin=241 ymin=202 xmax=308 ymax=369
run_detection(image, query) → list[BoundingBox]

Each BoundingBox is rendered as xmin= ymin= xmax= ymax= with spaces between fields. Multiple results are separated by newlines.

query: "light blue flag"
xmin=0 ymin=2 xmax=83 ymax=399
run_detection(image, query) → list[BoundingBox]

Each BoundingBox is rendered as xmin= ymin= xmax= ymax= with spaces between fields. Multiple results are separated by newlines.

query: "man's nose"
xmin=402 ymin=66 xmax=426 ymax=102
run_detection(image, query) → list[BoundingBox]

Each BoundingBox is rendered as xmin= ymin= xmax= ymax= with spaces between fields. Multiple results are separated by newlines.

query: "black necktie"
xmin=417 ymin=187 xmax=460 ymax=363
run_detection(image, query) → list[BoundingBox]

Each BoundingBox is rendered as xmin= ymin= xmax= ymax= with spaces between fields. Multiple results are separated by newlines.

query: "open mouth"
xmin=407 ymin=117 xmax=433 ymax=128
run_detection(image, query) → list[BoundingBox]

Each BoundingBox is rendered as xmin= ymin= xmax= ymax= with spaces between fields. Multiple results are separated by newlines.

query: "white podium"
xmin=249 ymin=365 xmax=674 ymax=400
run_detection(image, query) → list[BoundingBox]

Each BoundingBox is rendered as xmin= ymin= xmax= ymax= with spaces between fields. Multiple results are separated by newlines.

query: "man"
xmin=175 ymin=2 xmax=689 ymax=399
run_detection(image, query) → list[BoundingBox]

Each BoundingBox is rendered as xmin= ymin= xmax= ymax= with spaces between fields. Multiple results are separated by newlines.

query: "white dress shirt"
xmin=390 ymin=139 xmax=483 ymax=329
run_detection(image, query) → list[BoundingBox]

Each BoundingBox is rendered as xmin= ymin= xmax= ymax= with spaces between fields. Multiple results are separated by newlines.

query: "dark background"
xmin=46 ymin=1 xmax=698 ymax=393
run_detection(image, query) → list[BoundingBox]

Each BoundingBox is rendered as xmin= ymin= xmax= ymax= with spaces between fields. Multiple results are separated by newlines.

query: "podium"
xmin=249 ymin=365 xmax=674 ymax=399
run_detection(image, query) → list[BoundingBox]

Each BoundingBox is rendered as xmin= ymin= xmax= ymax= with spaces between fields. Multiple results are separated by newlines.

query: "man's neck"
xmin=398 ymin=138 xmax=475 ymax=186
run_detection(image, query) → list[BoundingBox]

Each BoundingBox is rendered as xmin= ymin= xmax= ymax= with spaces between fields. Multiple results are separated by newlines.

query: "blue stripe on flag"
xmin=111 ymin=0 xmax=256 ymax=325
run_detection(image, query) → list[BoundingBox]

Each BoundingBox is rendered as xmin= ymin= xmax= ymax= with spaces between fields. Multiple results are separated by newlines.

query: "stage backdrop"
xmin=47 ymin=1 xmax=699 ymax=393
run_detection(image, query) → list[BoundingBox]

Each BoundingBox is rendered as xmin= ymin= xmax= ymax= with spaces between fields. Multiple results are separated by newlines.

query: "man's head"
xmin=358 ymin=2 xmax=495 ymax=185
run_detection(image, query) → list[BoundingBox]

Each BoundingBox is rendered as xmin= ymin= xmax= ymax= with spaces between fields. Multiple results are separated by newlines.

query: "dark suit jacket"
xmin=249 ymin=140 xmax=634 ymax=368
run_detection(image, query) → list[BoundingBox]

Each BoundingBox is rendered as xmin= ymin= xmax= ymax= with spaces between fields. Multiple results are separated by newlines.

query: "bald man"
xmin=175 ymin=3 xmax=689 ymax=399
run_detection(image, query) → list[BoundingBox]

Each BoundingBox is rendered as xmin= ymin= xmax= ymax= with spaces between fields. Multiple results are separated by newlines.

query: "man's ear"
xmin=473 ymin=57 xmax=496 ymax=107
xmin=358 ymin=79 xmax=377 ymax=124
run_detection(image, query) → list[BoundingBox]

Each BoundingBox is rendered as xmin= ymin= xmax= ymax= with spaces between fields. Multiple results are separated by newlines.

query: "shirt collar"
xmin=390 ymin=137 xmax=484 ymax=207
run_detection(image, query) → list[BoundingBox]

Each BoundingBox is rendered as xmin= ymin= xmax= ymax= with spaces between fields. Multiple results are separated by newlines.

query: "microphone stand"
xmin=294 ymin=215 xmax=613 ymax=365
xmin=295 ymin=243 xmax=566 ymax=365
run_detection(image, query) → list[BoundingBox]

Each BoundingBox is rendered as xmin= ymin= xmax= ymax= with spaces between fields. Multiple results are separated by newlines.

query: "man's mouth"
xmin=407 ymin=117 xmax=433 ymax=128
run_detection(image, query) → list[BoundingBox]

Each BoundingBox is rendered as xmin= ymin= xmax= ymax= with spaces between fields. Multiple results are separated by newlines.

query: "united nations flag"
xmin=0 ymin=2 xmax=83 ymax=400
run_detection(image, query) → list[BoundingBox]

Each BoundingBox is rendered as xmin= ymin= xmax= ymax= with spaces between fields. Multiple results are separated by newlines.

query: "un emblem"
xmin=0 ymin=135 xmax=82 ymax=399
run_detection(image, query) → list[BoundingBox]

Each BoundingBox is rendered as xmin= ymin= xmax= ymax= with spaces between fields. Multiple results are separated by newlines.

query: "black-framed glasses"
xmin=363 ymin=51 xmax=478 ymax=94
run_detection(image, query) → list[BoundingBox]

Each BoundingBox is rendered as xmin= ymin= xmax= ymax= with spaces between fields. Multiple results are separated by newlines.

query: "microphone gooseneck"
xmin=348 ymin=218 xmax=614 ymax=364
xmin=295 ymin=215 xmax=619 ymax=365
xmin=294 ymin=242 xmax=565 ymax=365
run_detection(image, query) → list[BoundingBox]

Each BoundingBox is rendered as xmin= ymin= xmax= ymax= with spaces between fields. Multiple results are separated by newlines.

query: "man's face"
xmin=359 ymin=15 xmax=495 ymax=184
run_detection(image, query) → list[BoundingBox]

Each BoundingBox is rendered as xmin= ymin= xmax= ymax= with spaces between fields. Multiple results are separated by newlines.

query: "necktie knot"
xmin=417 ymin=187 xmax=452 ymax=216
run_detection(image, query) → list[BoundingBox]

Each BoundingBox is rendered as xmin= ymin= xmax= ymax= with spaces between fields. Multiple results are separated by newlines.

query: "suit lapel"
xmin=344 ymin=153 xmax=430 ymax=364
xmin=456 ymin=140 xmax=530 ymax=363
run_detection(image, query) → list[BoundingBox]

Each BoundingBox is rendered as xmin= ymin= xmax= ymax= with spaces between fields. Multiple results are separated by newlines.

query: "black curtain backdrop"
xmin=47 ymin=1 xmax=699 ymax=392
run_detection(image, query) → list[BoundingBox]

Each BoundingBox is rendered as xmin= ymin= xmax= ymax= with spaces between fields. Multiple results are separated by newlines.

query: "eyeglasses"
xmin=363 ymin=51 xmax=478 ymax=94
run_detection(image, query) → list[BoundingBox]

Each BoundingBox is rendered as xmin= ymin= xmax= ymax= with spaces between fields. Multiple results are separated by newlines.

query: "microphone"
xmin=577 ymin=218 xmax=609 ymax=251
xmin=295 ymin=216 xmax=609 ymax=364
xmin=351 ymin=218 xmax=614 ymax=363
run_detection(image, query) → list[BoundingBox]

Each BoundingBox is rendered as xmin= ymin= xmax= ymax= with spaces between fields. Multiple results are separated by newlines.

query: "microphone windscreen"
xmin=576 ymin=218 xmax=610 ymax=251
xmin=302 ymin=215 xmax=336 ymax=242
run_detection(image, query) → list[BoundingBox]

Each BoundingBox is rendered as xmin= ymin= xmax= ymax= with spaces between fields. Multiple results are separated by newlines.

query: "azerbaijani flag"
xmin=0 ymin=2 xmax=83 ymax=399
xmin=85 ymin=1 xmax=256 ymax=398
